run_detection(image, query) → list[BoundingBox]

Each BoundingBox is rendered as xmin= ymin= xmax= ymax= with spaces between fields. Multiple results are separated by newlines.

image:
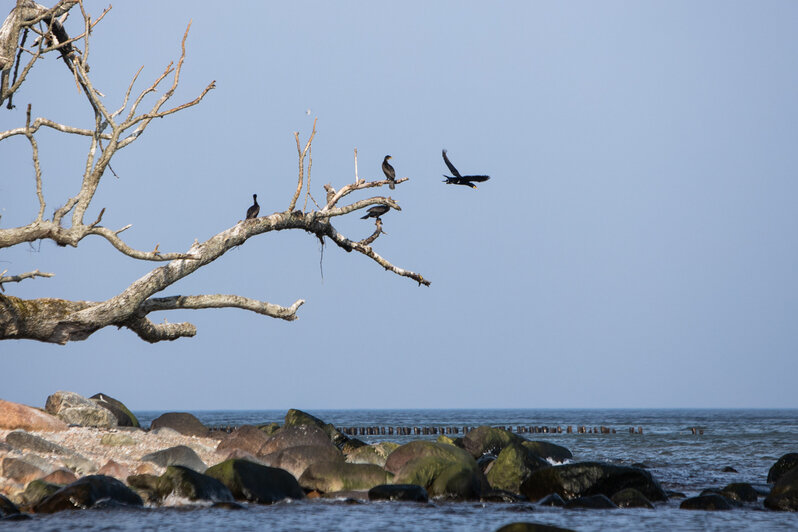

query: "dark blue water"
xmin=4 ymin=409 xmax=797 ymax=531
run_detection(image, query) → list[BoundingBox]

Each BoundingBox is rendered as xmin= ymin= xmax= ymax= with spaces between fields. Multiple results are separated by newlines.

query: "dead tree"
xmin=0 ymin=1 xmax=428 ymax=345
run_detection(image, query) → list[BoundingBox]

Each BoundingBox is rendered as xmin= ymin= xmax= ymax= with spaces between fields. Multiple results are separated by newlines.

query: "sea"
xmin=3 ymin=409 xmax=797 ymax=531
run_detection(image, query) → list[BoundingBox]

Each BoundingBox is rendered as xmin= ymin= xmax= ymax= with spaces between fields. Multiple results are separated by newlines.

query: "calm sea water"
xmin=4 ymin=409 xmax=797 ymax=531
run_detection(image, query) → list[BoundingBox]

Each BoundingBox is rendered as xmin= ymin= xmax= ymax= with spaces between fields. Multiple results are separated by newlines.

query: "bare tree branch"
xmin=0 ymin=269 xmax=54 ymax=291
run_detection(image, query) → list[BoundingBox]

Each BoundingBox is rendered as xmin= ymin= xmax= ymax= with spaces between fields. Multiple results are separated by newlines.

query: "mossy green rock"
xmin=345 ymin=442 xmax=398 ymax=467
xmin=385 ymin=441 xmax=475 ymax=474
xmin=430 ymin=461 xmax=483 ymax=499
xmin=463 ymin=426 xmax=523 ymax=458
xmin=90 ymin=393 xmax=140 ymax=428
xmin=284 ymin=409 xmax=347 ymax=447
xmin=389 ymin=441 xmax=485 ymax=500
xmin=521 ymin=441 xmax=573 ymax=463
xmin=298 ymin=462 xmax=391 ymax=492
xmin=21 ymin=479 xmax=62 ymax=506
xmin=487 ymin=443 xmax=550 ymax=494
xmin=205 ymin=459 xmax=304 ymax=504
xmin=126 ymin=474 xmax=161 ymax=504
xmin=257 ymin=422 xmax=281 ymax=435
xmin=100 ymin=433 xmax=136 ymax=447
xmin=157 ymin=465 xmax=234 ymax=503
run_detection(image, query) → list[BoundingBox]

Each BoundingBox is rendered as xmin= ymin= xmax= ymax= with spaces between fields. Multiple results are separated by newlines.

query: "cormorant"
xmin=361 ymin=205 xmax=390 ymax=219
xmin=246 ymin=194 xmax=260 ymax=219
xmin=382 ymin=155 xmax=396 ymax=190
xmin=442 ymin=149 xmax=490 ymax=189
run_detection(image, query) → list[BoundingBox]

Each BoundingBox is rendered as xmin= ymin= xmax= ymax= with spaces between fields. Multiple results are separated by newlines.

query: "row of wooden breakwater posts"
xmin=337 ymin=425 xmax=644 ymax=436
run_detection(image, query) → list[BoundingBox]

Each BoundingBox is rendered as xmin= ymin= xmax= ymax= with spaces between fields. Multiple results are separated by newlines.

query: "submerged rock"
xmin=521 ymin=441 xmax=573 ymax=463
xmin=149 ymin=413 xmax=209 ymax=438
xmin=205 ymin=459 xmax=305 ymax=504
xmin=768 ymin=453 xmax=798 ymax=484
xmin=520 ymin=462 xmax=668 ymax=503
xmin=90 ymin=393 xmax=140 ymax=428
xmin=495 ymin=523 xmax=576 ymax=532
xmin=764 ymin=467 xmax=798 ymax=511
xmin=679 ymin=494 xmax=734 ymax=510
xmin=564 ymin=494 xmax=618 ymax=509
xmin=611 ymin=487 xmax=655 ymax=509
xmin=368 ymin=484 xmax=428 ymax=502
xmin=720 ymin=482 xmax=758 ymax=503
xmin=33 ymin=475 xmax=143 ymax=513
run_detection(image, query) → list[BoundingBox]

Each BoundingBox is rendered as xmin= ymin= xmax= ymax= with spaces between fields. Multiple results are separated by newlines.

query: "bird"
xmin=245 ymin=194 xmax=260 ymax=219
xmin=361 ymin=205 xmax=390 ymax=219
xmin=382 ymin=155 xmax=396 ymax=190
xmin=441 ymin=149 xmax=490 ymax=188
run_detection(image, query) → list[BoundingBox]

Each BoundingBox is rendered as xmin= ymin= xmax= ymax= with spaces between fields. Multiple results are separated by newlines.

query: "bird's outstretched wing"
xmin=465 ymin=175 xmax=490 ymax=182
xmin=442 ymin=149 xmax=462 ymax=178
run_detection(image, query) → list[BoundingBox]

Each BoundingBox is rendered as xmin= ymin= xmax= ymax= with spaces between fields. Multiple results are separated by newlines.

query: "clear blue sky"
xmin=2 ymin=1 xmax=797 ymax=411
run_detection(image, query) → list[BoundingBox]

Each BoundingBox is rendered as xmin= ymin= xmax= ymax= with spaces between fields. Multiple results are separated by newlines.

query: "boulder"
xmin=261 ymin=445 xmax=344 ymax=480
xmin=768 ymin=453 xmax=798 ymax=484
xmin=388 ymin=441 xmax=485 ymax=500
xmin=463 ymin=426 xmax=523 ymax=458
xmin=521 ymin=441 xmax=573 ymax=463
xmin=1 ymin=456 xmax=49 ymax=484
xmin=368 ymin=484 xmax=428 ymax=502
xmin=141 ymin=445 xmax=207 ymax=473
xmin=33 ymin=475 xmax=143 ymax=513
xmin=764 ymin=466 xmax=798 ymax=511
xmin=720 ymin=482 xmax=758 ymax=503
xmin=41 ymin=469 xmax=78 ymax=485
xmin=259 ymin=424 xmax=335 ymax=455
xmin=346 ymin=442 xmax=398 ymax=467
xmin=679 ymin=494 xmax=734 ymax=510
xmin=258 ymin=422 xmax=281 ymax=435
xmin=157 ymin=465 xmax=234 ymax=503
xmin=205 ymin=458 xmax=305 ymax=504
xmin=519 ymin=462 xmax=668 ymax=503
xmin=97 ymin=459 xmax=131 ymax=481
xmin=385 ymin=441 xmax=475 ymax=474
xmin=100 ymin=433 xmax=136 ymax=447
xmin=126 ymin=474 xmax=162 ymax=505
xmin=0 ymin=399 xmax=67 ymax=432
xmin=298 ymin=461 xmax=390 ymax=492
xmin=59 ymin=454 xmax=97 ymax=475
xmin=20 ymin=479 xmax=62 ymax=507
xmin=5 ymin=431 xmax=71 ymax=455
xmin=564 ymin=494 xmax=618 ymax=509
xmin=216 ymin=425 xmax=270 ymax=456
xmin=487 ymin=442 xmax=550 ymax=494
xmin=537 ymin=493 xmax=565 ymax=507
xmin=0 ymin=494 xmax=20 ymax=517
xmin=480 ymin=489 xmax=527 ymax=503
xmin=611 ymin=488 xmax=655 ymax=509
xmin=284 ymin=409 xmax=348 ymax=448
xmin=495 ymin=523 xmax=576 ymax=532
xmin=430 ymin=460 xmax=485 ymax=500
xmin=45 ymin=391 xmax=117 ymax=428
xmin=149 ymin=412 xmax=209 ymax=438
xmin=90 ymin=393 xmax=140 ymax=427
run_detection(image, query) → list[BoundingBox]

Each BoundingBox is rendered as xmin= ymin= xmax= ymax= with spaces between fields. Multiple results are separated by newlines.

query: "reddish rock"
xmin=133 ymin=463 xmax=157 ymax=476
xmin=216 ymin=425 xmax=270 ymax=455
xmin=97 ymin=459 xmax=131 ymax=481
xmin=0 ymin=399 xmax=68 ymax=432
xmin=41 ymin=469 xmax=78 ymax=485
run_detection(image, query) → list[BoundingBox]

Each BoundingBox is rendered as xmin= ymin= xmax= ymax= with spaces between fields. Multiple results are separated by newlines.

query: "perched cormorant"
xmin=382 ymin=155 xmax=396 ymax=190
xmin=361 ymin=204 xmax=390 ymax=219
xmin=441 ymin=149 xmax=490 ymax=189
xmin=246 ymin=194 xmax=260 ymax=219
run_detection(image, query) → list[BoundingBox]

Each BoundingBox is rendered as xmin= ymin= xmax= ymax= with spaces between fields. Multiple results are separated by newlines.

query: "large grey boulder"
xmin=141 ymin=445 xmax=207 ymax=473
xmin=149 ymin=412 xmax=209 ymax=438
xmin=259 ymin=424 xmax=334 ymax=455
xmin=260 ymin=445 xmax=344 ymax=480
xmin=45 ymin=391 xmax=117 ymax=428
xmin=298 ymin=461 xmax=391 ymax=492
xmin=5 ymin=431 xmax=72 ymax=455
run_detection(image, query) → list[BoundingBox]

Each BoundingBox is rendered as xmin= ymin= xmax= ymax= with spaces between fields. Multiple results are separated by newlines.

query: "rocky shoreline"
xmin=1 ymin=392 xmax=796 ymax=529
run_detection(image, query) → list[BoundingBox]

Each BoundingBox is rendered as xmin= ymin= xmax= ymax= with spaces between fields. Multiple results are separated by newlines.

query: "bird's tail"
xmin=360 ymin=214 xmax=369 ymax=219
xmin=389 ymin=182 xmax=395 ymax=190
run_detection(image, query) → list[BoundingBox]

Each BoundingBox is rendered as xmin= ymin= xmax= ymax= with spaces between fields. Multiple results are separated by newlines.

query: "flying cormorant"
xmin=246 ymin=194 xmax=260 ymax=219
xmin=361 ymin=205 xmax=390 ymax=219
xmin=442 ymin=149 xmax=490 ymax=189
xmin=382 ymin=155 xmax=396 ymax=190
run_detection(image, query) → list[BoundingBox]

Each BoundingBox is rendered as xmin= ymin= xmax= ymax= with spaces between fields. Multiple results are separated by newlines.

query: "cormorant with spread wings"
xmin=442 ymin=149 xmax=490 ymax=189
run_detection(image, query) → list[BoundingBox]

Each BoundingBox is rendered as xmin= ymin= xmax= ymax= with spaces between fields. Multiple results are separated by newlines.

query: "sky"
xmin=1 ymin=1 xmax=797 ymax=411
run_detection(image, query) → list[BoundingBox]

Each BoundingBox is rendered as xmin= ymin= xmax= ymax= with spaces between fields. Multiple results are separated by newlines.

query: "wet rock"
xmin=463 ymin=426 xmax=523 ymax=458
xmin=387 ymin=441 xmax=485 ymax=499
xmin=521 ymin=441 xmax=573 ymax=463
xmin=764 ymin=466 xmax=798 ymax=511
xmin=149 ymin=412 xmax=209 ymax=438
xmin=5 ymin=430 xmax=71 ymax=455
xmin=0 ymin=399 xmax=68 ymax=432
xmin=45 ymin=391 xmax=117 ymax=428
xmin=721 ymin=466 xmax=738 ymax=473
xmin=720 ymin=482 xmax=758 ymax=503
xmin=478 ymin=454 xmax=497 ymax=474
xmin=564 ymin=494 xmax=618 ymax=509
xmin=205 ymin=458 xmax=305 ymax=504
xmin=368 ymin=484 xmax=428 ymax=502
xmin=481 ymin=489 xmax=527 ymax=503
xmin=1 ymin=456 xmax=50 ymax=484
xmin=141 ymin=445 xmax=207 ymax=473
xmin=126 ymin=474 xmax=161 ymax=504
xmin=90 ymin=393 xmax=140 ymax=427
xmin=537 ymin=493 xmax=565 ymax=507
xmin=519 ymin=462 xmax=668 ymax=503
xmin=216 ymin=425 xmax=270 ymax=456
xmin=261 ymin=444 xmax=344 ymax=480
xmin=611 ymin=487 xmax=655 ymax=509
xmin=284 ymin=409 xmax=348 ymax=448
xmin=495 ymin=523 xmax=576 ymax=532
xmin=158 ymin=465 xmax=235 ymax=503
xmin=768 ymin=453 xmax=798 ymax=484
xmin=41 ymin=469 xmax=78 ymax=485
xmin=33 ymin=475 xmax=143 ymax=513
xmin=20 ymin=479 xmax=62 ymax=507
xmin=211 ymin=501 xmax=246 ymax=510
xmin=385 ymin=440 xmax=475 ymax=474
xmin=487 ymin=442 xmax=550 ymax=494
xmin=679 ymin=493 xmax=734 ymax=510
xmin=298 ymin=461 xmax=391 ymax=492
xmin=100 ymin=433 xmax=136 ymax=447
xmin=259 ymin=424 xmax=334 ymax=455
xmin=0 ymin=493 xmax=20 ymax=517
